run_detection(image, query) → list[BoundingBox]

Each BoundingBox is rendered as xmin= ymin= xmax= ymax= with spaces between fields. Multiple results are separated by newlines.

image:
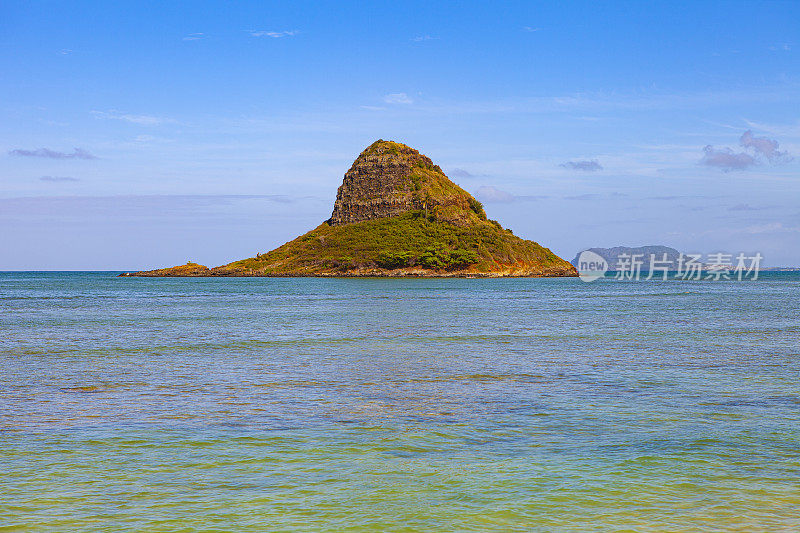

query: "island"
xmin=121 ymin=140 xmax=577 ymax=277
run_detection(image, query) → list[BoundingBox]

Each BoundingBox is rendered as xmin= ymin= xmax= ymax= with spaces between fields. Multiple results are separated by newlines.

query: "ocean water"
xmin=1 ymin=272 xmax=799 ymax=532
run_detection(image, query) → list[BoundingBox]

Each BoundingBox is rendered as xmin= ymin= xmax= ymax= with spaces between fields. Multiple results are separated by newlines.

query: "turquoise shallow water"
xmin=1 ymin=272 xmax=799 ymax=531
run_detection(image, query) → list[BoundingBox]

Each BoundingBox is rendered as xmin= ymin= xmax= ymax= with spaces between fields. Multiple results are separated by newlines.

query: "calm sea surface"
xmin=1 ymin=272 xmax=799 ymax=531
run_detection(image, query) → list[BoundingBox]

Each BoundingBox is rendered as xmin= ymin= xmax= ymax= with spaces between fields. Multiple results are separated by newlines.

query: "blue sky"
xmin=2 ymin=0 xmax=799 ymax=269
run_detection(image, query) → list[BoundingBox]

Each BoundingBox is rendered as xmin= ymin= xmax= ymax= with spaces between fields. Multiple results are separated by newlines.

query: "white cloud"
xmin=740 ymin=130 xmax=790 ymax=161
xmin=91 ymin=110 xmax=175 ymax=126
xmin=700 ymin=145 xmax=756 ymax=171
xmin=183 ymin=33 xmax=204 ymax=41
xmin=383 ymin=93 xmax=413 ymax=105
xmin=412 ymin=35 xmax=436 ymax=42
xmin=250 ymin=30 xmax=297 ymax=38
xmin=700 ymin=130 xmax=792 ymax=171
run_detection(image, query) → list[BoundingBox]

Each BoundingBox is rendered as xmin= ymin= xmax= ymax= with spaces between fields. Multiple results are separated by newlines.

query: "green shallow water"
xmin=1 ymin=272 xmax=799 ymax=531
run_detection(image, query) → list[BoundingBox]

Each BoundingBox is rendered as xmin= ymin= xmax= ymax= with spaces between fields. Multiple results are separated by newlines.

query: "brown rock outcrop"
xmin=329 ymin=140 xmax=476 ymax=226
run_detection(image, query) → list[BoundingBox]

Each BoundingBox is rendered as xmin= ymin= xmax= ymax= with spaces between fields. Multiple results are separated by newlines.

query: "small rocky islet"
xmin=122 ymin=140 xmax=577 ymax=278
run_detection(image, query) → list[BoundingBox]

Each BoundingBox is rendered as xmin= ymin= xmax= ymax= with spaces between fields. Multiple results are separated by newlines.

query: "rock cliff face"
xmin=329 ymin=140 xmax=477 ymax=226
xmin=123 ymin=140 xmax=578 ymax=278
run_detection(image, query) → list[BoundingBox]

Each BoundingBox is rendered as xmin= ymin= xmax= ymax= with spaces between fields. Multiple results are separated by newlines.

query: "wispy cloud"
xmin=412 ymin=35 xmax=437 ymax=42
xmin=516 ymin=194 xmax=549 ymax=201
xmin=91 ymin=110 xmax=175 ymax=126
xmin=58 ymin=49 xmax=72 ymax=55
xmin=523 ymin=26 xmax=540 ymax=32
xmin=40 ymin=176 xmax=79 ymax=182
xmin=564 ymin=193 xmax=600 ymax=200
xmin=9 ymin=148 xmax=98 ymax=160
xmin=729 ymin=203 xmax=766 ymax=211
xmin=0 ymin=195 xmax=307 ymax=218
xmin=744 ymin=222 xmax=800 ymax=234
xmin=250 ymin=30 xmax=297 ymax=38
xmin=399 ymin=85 xmax=800 ymax=117
xmin=560 ymin=159 xmax=603 ymax=171
xmin=768 ymin=43 xmax=792 ymax=51
xmin=471 ymin=185 xmax=546 ymax=203
xmin=475 ymin=186 xmax=514 ymax=203
xmin=183 ymin=33 xmax=204 ymax=41
xmin=383 ymin=93 xmax=413 ymax=105
xmin=742 ymin=119 xmax=800 ymax=137
xmin=645 ymin=194 xmax=721 ymax=201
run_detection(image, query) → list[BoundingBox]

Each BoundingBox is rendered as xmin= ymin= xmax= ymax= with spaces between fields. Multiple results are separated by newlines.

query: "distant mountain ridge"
xmin=571 ymin=245 xmax=683 ymax=271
